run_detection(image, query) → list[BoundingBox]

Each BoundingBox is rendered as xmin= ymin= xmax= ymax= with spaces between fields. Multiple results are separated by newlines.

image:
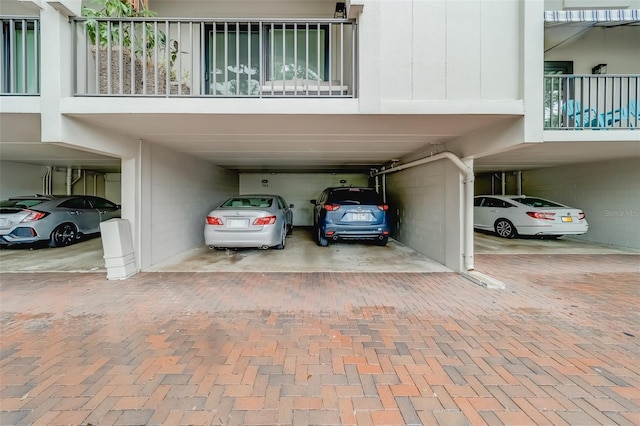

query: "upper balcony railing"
xmin=544 ymin=75 xmax=640 ymax=130
xmin=72 ymin=17 xmax=357 ymax=98
xmin=1 ymin=16 xmax=40 ymax=95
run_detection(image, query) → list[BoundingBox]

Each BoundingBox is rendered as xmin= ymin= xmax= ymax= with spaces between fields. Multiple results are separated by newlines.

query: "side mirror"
xmin=310 ymin=199 xmax=317 ymax=205
xmin=289 ymin=204 xmax=295 ymax=208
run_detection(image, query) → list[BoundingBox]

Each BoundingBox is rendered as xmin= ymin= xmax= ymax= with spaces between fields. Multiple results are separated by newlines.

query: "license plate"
xmin=561 ymin=216 xmax=573 ymax=222
xmin=227 ymin=219 xmax=249 ymax=228
xmin=352 ymin=213 xmax=370 ymax=221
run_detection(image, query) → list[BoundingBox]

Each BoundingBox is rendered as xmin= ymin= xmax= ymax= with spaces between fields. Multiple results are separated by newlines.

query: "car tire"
xmin=286 ymin=224 xmax=293 ymax=236
xmin=275 ymin=227 xmax=286 ymax=250
xmin=317 ymin=228 xmax=328 ymax=247
xmin=375 ymin=236 xmax=388 ymax=246
xmin=49 ymin=223 xmax=79 ymax=247
xmin=494 ymin=219 xmax=517 ymax=239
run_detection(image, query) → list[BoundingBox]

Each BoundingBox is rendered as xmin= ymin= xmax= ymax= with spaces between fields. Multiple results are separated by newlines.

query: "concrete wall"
xmin=239 ymin=173 xmax=369 ymax=226
xmin=145 ymin=143 xmax=238 ymax=268
xmin=385 ymin=159 xmax=463 ymax=271
xmin=0 ymin=161 xmax=46 ymax=199
xmin=522 ymin=157 xmax=640 ymax=249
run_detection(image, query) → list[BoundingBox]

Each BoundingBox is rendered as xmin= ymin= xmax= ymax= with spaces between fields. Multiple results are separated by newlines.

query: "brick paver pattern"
xmin=1 ymin=254 xmax=639 ymax=425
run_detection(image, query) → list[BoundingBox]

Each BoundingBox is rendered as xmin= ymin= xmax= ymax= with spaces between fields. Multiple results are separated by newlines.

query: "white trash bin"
xmin=100 ymin=218 xmax=137 ymax=280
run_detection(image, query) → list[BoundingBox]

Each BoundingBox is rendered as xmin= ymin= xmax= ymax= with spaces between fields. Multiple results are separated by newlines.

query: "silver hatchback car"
xmin=204 ymin=194 xmax=294 ymax=250
xmin=0 ymin=195 xmax=121 ymax=247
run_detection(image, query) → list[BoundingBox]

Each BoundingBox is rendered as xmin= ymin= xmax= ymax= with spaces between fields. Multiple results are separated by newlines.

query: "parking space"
xmin=3 ymin=229 xmax=638 ymax=274
xmin=474 ymin=231 xmax=639 ymax=255
xmin=0 ymin=237 xmax=106 ymax=273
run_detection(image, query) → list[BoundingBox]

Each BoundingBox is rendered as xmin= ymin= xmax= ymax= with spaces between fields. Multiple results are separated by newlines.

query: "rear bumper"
xmin=0 ymin=227 xmax=43 ymax=245
xmin=204 ymin=226 xmax=282 ymax=248
xmin=321 ymin=224 xmax=390 ymax=241
xmin=517 ymin=223 xmax=589 ymax=236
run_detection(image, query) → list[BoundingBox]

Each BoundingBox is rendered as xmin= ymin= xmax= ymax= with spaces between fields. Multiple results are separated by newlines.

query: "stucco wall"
xmin=385 ymin=159 xmax=463 ymax=271
xmin=522 ymin=157 xmax=640 ymax=249
xmin=146 ymin=144 xmax=238 ymax=267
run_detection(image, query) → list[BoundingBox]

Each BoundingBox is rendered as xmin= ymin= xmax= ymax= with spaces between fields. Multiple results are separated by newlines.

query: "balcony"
xmin=1 ymin=16 xmax=40 ymax=95
xmin=544 ymin=75 xmax=640 ymax=130
xmin=72 ymin=17 xmax=356 ymax=98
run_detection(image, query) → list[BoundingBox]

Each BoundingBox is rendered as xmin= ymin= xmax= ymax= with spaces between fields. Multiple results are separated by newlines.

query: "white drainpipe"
xmin=371 ymin=152 xmax=475 ymax=271
xmin=66 ymin=168 xmax=72 ymax=195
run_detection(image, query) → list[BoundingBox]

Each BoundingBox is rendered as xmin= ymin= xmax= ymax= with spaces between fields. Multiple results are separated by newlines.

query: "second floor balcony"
xmin=544 ymin=74 xmax=640 ymax=130
xmin=72 ymin=17 xmax=356 ymax=98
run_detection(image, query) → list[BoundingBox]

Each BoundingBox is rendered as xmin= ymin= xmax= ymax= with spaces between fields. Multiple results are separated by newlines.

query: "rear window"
xmin=222 ymin=197 xmax=273 ymax=208
xmin=0 ymin=199 xmax=45 ymax=209
xmin=327 ymin=188 xmax=383 ymax=205
xmin=511 ymin=197 xmax=563 ymax=208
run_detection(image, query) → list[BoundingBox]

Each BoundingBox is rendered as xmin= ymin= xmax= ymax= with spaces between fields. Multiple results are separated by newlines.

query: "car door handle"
xmin=69 ymin=211 xmax=80 ymax=215
xmin=490 ymin=209 xmax=500 ymax=213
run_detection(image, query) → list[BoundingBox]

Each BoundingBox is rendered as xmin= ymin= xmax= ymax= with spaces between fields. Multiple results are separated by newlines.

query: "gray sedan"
xmin=204 ymin=194 xmax=293 ymax=250
xmin=0 ymin=195 xmax=121 ymax=247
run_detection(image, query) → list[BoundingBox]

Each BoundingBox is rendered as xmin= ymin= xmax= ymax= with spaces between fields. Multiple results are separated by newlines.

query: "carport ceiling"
xmin=68 ymin=113 xmax=513 ymax=173
xmin=474 ymin=141 xmax=640 ymax=173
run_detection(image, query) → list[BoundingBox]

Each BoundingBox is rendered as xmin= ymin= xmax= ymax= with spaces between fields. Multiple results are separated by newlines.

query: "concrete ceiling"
xmin=2 ymin=112 xmax=639 ymax=175
xmin=473 ymin=140 xmax=640 ymax=173
xmin=67 ymin=113 xmax=515 ymax=173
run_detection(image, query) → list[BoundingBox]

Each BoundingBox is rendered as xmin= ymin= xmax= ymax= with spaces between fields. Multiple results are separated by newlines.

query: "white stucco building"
xmin=1 ymin=0 xmax=639 ymax=274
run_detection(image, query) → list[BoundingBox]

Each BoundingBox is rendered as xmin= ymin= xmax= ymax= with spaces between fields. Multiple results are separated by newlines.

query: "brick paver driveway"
xmin=1 ymin=253 xmax=639 ymax=425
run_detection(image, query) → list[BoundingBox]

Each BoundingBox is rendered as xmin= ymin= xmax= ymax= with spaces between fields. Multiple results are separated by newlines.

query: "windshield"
xmin=511 ymin=197 xmax=564 ymax=208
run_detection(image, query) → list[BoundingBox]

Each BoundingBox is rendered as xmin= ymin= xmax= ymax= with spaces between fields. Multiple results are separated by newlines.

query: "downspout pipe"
xmin=66 ymin=168 xmax=72 ymax=195
xmin=371 ymin=151 xmax=475 ymax=271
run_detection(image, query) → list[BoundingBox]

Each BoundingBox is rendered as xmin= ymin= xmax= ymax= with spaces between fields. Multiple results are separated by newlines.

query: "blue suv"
xmin=310 ymin=187 xmax=390 ymax=247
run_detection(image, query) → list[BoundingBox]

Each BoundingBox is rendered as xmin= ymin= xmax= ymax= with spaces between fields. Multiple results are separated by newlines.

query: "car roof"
xmin=326 ymin=186 xmax=374 ymax=191
xmin=475 ymin=195 xmax=531 ymax=199
xmin=233 ymin=194 xmax=281 ymax=198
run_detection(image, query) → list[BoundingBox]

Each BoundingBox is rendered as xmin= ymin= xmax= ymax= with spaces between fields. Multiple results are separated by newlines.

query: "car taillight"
xmin=206 ymin=216 xmax=223 ymax=225
xmin=579 ymin=212 xmax=585 ymax=220
xmin=253 ymin=216 xmax=277 ymax=225
xmin=324 ymin=204 xmax=341 ymax=211
xmin=377 ymin=204 xmax=389 ymax=211
xmin=526 ymin=211 xmax=556 ymax=220
xmin=20 ymin=210 xmax=48 ymax=222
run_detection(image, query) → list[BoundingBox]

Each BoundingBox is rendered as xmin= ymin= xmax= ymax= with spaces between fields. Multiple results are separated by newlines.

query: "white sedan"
xmin=474 ymin=195 xmax=588 ymax=238
xmin=204 ymin=194 xmax=293 ymax=250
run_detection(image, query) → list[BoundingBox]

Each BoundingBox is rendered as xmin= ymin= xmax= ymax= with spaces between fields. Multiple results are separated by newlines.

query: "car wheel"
xmin=494 ymin=219 xmax=517 ymax=239
xmin=317 ymin=228 xmax=328 ymax=247
xmin=375 ymin=236 xmax=388 ymax=246
xmin=275 ymin=227 xmax=286 ymax=250
xmin=49 ymin=223 xmax=79 ymax=247
xmin=286 ymin=224 xmax=293 ymax=236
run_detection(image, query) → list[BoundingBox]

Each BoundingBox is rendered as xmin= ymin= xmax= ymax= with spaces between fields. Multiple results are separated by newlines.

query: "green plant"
xmin=82 ymin=0 xmax=159 ymax=56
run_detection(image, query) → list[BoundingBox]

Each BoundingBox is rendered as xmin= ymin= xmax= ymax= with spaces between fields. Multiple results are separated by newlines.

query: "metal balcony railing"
xmin=1 ymin=16 xmax=40 ymax=95
xmin=72 ymin=18 xmax=357 ymax=98
xmin=544 ymin=75 xmax=640 ymax=130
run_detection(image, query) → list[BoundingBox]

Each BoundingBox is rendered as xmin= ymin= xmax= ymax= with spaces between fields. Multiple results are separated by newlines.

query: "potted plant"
xmin=82 ymin=0 xmax=176 ymax=95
